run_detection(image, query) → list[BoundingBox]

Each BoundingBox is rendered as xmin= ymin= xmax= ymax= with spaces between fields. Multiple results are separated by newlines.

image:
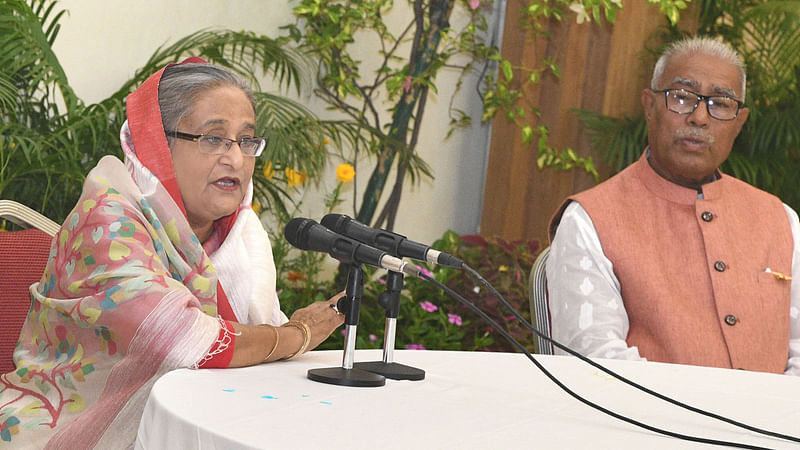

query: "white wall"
xmin=53 ymin=0 xmax=494 ymax=246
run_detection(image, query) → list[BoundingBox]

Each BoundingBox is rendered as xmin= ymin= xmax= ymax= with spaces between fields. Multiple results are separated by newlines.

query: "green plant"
xmin=577 ymin=0 xmax=800 ymax=210
xmin=282 ymin=0 xmax=693 ymax=232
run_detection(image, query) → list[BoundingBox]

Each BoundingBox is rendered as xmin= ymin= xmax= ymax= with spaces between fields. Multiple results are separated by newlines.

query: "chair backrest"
xmin=0 ymin=200 xmax=58 ymax=374
xmin=528 ymin=246 xmax=553 ymax=355
xmin=0 ymin=200 xmax=60 ymax=236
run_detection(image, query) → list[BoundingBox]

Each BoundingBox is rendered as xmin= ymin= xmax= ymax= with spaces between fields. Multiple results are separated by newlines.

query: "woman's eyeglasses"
xmin=165 ymin=130 xmax=266 ymax=157
xmin=652 ymin=88 xmax=743 ymax=121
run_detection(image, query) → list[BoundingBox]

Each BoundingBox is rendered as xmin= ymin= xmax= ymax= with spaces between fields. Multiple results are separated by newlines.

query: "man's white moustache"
xmin=675 ymin=128 xmax=715 ymax=144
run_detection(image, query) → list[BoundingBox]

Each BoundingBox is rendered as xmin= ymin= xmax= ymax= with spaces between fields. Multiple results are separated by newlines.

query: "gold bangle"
xmin=281 ymin=320 xmax=311 ymax=360
xmin=263 ymin=325 xmax=280 ymax=362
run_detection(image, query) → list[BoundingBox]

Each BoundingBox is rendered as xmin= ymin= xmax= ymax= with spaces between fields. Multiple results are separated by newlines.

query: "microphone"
xmin=320 ymin=214 xmax=463 ymax=268
xmin=284 ymin=218 xmax=422 ymax=278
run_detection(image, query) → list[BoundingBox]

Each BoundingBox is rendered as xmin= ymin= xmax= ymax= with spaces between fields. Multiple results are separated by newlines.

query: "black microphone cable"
xmin=300 ymin=214 xmax=797 ymax=445
xmin=456 ymin=264 xmax=800 ymax=446
xmin=418 ymin=271 xmax=786 ymax=449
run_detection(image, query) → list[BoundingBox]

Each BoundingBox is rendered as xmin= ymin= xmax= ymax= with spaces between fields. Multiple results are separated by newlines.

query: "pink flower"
xmin=420 ymin=301 xmax=438 ymax=312
xmin=369 ymin=334 xmax=378 ymax=342
xmin=468 ymin=0 xmax=480 ymax=10
xmin=448 ymin=313 xmax=463 ymax=326
xmin=405 ymin=343 xmax=426 ymax=350
xmin=419 ymin=266 xmax=433 ymax=278
xmin=403 ymin=76 xmax=412 ymax=93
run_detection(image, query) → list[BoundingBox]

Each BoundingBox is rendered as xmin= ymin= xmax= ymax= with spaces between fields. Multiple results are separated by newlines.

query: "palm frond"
xmin=0 ymin=0 xmax=80 ymax=118
xmin=0 ymin=73 xmax=16 ymax=113
xmin=738 ymin=2 xmax=800 ymax=101
xmin=572 ymin=109 xmax=647 ymax=172
xmin=111 ymin=30 xmax=311 ymax=100
xmin=256 ymin=92 xmax=327 ymax=175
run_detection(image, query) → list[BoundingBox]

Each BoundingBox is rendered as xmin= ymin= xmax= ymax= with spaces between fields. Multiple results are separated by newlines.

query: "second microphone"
xmin=284 ymin=217 xmax=422 ymax=278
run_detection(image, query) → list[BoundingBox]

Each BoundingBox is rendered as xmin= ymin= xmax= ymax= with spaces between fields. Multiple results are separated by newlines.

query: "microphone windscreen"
xmin=320 ymin=213 xmax=348 ymax=233
xmin=284 ymin=217 xmax=312 ymax=249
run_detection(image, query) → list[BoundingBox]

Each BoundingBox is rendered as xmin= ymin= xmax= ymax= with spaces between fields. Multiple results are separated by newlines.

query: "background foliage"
xmin=274 ymin=229 xmax=542 ymax=352
xmin=2 ymin=0 xmax=692 ymax=229
xmin=280 ymin=0 xmax=681 ymax=231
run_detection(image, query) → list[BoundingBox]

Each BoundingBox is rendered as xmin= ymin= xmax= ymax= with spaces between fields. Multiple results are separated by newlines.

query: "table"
xmin=135 ymin=350 xmax=800 ymax=449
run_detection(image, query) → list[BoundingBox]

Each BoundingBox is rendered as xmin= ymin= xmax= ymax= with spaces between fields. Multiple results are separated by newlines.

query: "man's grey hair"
xmin=158 ymin=62 xmax=256 ymax=137
xmin=650 ymin=36 xmax=746 ymax=101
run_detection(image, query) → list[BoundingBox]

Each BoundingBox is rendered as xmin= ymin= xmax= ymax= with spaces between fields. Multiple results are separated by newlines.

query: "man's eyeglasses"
xmin=653 ymin=88 xmax=743 ymax=121
xmin=165 ymin=130 xmax=266 ymax=157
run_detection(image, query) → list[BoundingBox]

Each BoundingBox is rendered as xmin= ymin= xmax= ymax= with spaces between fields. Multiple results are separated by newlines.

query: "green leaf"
xmin=667 ymin=7 xmax=679 ymax=26
xmin=501 ymin=60 xmax=513 ymax=82
xmin=521 ymin=125 xmax=533 ymax=144
xmin=526 ymin=3 xmax=542 ymax=16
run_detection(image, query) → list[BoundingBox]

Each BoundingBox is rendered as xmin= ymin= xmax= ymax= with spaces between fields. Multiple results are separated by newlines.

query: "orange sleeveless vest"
xmin=549 ymin=153 xmax=793 ymax=373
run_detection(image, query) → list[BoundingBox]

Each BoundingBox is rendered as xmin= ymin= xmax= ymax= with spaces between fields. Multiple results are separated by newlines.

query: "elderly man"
xmin=546 ymin=36 xmax=800 ymax=375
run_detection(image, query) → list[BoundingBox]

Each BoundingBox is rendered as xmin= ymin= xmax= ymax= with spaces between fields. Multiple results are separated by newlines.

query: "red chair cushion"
xmin=0 ymin=228 xmax=53 ymax=374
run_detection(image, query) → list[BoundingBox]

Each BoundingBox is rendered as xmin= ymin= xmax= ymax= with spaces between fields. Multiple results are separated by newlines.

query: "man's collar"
xmin=644 ymin=147 xmax=721 ymax=197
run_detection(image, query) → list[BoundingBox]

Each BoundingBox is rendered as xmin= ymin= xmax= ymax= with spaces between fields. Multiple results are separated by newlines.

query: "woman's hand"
xmin=222 ymin=292 xmax=346 ymax=367
xmin=289 ymin=291 xmax=346 ymax=351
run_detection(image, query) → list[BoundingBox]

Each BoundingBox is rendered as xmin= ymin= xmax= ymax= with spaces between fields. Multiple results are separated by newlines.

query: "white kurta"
xmin=547 ymin=200 xmax=800 ymax=375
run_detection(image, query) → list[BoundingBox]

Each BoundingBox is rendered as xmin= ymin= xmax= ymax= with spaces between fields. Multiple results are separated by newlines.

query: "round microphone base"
xmin=352 ymin=361 xmax=425 ymax=381
xmin=307 ymin=367 xmax=386 ymax=387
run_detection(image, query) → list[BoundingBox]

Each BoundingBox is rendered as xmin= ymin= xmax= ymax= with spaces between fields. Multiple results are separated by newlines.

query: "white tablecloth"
xmin=135 ymin=350 xmax=800 ymax=449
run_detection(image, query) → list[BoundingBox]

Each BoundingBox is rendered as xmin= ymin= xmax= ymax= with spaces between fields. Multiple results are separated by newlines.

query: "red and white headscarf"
xmin=125 ymin=56 xmax=241 ymax=245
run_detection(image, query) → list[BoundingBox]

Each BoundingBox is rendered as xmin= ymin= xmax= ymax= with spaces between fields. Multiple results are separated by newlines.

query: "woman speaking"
xmin=0 ymin=59 xmax=344 ymax=448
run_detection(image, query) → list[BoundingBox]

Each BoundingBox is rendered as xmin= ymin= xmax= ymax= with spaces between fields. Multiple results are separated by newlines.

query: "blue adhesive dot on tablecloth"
xmin=222 ymin=389 xmax=235 ymax=392
xmin=320 ymin=401 xmax=333 ymax=405
xmin=261 ymin=395 xmax=278 ymax=399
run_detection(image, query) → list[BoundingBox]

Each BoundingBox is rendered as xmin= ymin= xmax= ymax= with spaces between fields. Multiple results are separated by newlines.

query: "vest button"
xmin=714 ymin=261 xmax=726 ymax=272
xmin=725 ymin=314 xmax=738 ymax=326
xmin=701 ymin=211 xmax=713 ymax=222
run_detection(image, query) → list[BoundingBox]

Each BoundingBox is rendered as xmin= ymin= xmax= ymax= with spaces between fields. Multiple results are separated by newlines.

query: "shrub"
xmin=275 ymin=230 xmax=541 ymax=353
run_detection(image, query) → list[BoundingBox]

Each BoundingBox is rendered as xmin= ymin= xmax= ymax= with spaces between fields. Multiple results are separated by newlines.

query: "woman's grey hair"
xmin=158 ymin=62 xmax=256 ymax=137
xmin=650 ymin=36 xmax=747 ymax=101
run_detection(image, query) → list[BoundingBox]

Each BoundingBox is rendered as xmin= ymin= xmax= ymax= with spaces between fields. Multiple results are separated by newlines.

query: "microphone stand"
xmin=353 ymin=271 xmax=425 ymax=380
xmin=307 ymin=264 xmax=385 ymax=387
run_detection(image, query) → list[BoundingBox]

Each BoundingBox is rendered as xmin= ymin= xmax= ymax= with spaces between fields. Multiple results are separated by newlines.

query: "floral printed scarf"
xmin=0 ymin=59 xmax=284 ymax=449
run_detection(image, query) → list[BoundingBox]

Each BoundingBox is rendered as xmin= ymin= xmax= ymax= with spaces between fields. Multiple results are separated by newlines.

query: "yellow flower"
xmin=323 ymin=137 xmax=331 ymax=145
xmin=262 ymin=162 xmax=274 ymax=179
xmin=252 ymin=202 xmax=261 ymax=214
xmin=336 ymin=163 xmax=355 ymax=183
xmin=285 ymin=168 xmax=306 ymax=188
xmin=498 ymin=265 xmax=509 ymax=272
